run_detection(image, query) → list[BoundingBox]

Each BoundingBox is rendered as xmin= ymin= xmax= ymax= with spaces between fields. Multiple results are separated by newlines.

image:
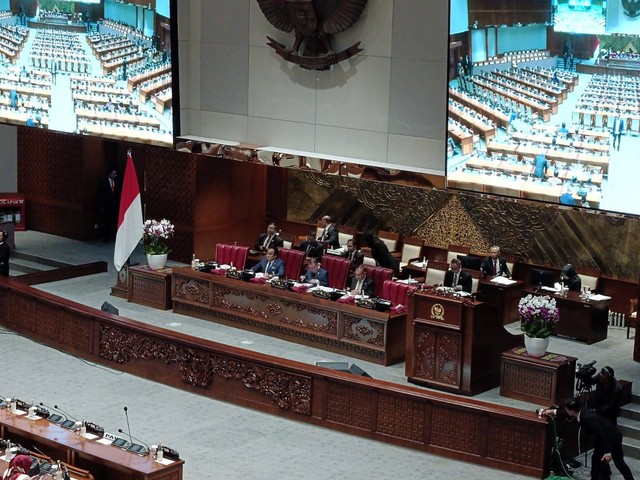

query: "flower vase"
xmin=147 ymin=253 xmax=168 ymax=270
xmin=524 ymin=335 xmax=550 ymax=357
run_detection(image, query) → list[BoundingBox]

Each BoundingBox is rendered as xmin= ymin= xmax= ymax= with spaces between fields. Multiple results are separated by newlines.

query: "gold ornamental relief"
xmin=430 ymin=303 xmax=445 ymax=321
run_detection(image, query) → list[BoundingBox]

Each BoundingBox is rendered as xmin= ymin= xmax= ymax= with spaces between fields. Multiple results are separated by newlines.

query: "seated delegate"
xmin=251 ymin=247 xmax=285 ymax=278
xmin=349 ymin=264 xmax=375 ymax=296
xmin=560 ymin=263 xmax=581 ymax=292
xmin=443 ymin=258 xmax=472 ymax=293
xmin=300 ymin=257 xmax=328 ymax=287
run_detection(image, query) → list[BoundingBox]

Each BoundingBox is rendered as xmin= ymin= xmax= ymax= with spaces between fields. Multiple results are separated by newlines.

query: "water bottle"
xmin=191 ymin=254 xmax=196 ymax=269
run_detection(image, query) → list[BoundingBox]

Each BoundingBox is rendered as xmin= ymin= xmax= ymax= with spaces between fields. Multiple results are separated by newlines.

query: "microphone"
xmin=32 ymin=444 xmax=52 ymax=460
xmin=39 ymin=402 xmax=63 ymax=423
xmin=117 ymin=428 xmax=150 ymax=455
xmin=54 ymin=404 xmax=78 ymax=423
xmin=122 ymin=407 xmax=149 ymax=455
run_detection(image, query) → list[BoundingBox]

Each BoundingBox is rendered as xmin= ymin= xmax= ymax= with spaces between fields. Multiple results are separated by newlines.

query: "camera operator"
xmin=542 ymin=399 xmax=635 ymax=480
xmin=588 ymin=366 xmax=623 ymax=425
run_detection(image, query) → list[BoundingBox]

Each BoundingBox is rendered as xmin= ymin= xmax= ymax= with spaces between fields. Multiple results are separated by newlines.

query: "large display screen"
xmin=0 ymin=0 xmax=178 ymax=147
xmin=447 ymin=0 xmax=640 ymax=217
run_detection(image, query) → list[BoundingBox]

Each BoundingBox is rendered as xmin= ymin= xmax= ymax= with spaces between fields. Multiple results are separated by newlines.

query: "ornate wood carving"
xmin=325 ymin=382 xmax=374 ymax=430
xmin=99 ymin=324 xmax=311 ymax=414
xmin=342 ymin=314 xmax=384 ymax=346
xmin=174 ymin=276 xmax=210 ymax=304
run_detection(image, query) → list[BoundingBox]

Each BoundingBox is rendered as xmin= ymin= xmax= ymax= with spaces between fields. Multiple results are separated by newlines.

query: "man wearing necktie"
xmin=340 ymin=239 xmax=364 ymax=272
xmin=318 ymin=215 xmax=340 ymax=249
xmin=256 ymin=223 xmax=283 ymax=252
xmin=298 ymin=231 xmax=323 ymax=259
xmin=251 ymin=247 xmax=285 ymax=278
xmin=300 ymin=257 xmax=329 ymax=286
xmin=480 ymin=245 xmax=511 ymax=278
xmin=349 ymin=265 xmax=375 ymax=297
xmin=444 ymin=258 xmax=472 ymax=293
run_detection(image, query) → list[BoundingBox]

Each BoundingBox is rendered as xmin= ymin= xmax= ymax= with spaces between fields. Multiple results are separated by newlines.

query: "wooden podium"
xmin=406 ymin=290 xmax=519 ymax=395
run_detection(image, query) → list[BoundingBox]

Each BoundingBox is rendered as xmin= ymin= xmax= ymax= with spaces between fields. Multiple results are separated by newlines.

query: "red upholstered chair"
xmin=364 ymin=265 xmax=394 ymax=298
xmin=321 ymin=255 xmax=351 ymax=289
xmin=278 ymin=248 xmax=304 ymax=280
xmin=215 ymin=244 xmax=249 ymax=269
xmin=381 ymin=279 xmax=415 ymax=306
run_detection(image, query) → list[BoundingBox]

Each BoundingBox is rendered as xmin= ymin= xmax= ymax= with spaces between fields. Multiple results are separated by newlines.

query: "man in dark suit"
xmin=341 ymin=239 xmax=364 ymax=271
xmin=543 ymin=399 xmax=635 ymax=480
xmin=255 ymin=223 xmax=283 ymax=252
xmin=443 ymin=258 xmax=472 ymax=293
xmin=349 ymin=265 xmax=375 ymax=297
xmin=612 ymin=114 xmax=624 ymax=151
xmin=98 ymin=168 xmax=120 ymax=242
xmin=0 ymin=230 xmax=10 ymax=277
xmin=317 ymin=215 xmax=340 ymax=249
xmin=364 ymin=231 xmax=399 ymax=273
xmin=300 ymin=257 xmax=328 ymax=287
xmin=298 ymin=231 xmax=324 ymax=259
xmin=251 ymin=247 xmax=285 ymax=278
xmin=480 ymin=245 xmax=511 ymax=278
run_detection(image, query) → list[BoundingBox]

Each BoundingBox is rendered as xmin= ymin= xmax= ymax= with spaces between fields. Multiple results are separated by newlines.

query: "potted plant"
xmin=518 ymin=294 xmax=559 ymax=357
xmin=142 ymin=219 xmax=174 ymax=270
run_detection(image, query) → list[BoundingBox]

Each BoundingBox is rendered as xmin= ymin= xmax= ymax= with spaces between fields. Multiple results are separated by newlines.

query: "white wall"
xmin=177 ymin=0 xmax=449 ymax=175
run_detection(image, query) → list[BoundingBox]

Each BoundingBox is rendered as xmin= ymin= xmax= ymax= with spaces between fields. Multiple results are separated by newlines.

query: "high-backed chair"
xmin=321 ymin=255 xmax=352 ymax=290
xmin=338 ymin=225 xmax=357 ymax=248
xmin=364 ymin=265 xmax=394 ymax=298
xmin=381 ymin=279 xmax=416 ymax=306
xmin=447 ymin=244 xmax=470 ymax=263
xmin=424 ymin=260 xmax=450 ymax=287
xmin=279 ymin=248 xmax=304 ymax=280
xmin=469 ymin=269 xmax=482 ymax=294
xmin=577 ymin=266 xmax=600 ymax=292
xmin=399 ymin=236 xmax=425 ymax=270
xmin=379 ymin=230 xmax=400 ymax=256
xmin=216 ymin=244 xmax=249 ymax=269
xmin=279 ymin=232 xmax=296 ymax=250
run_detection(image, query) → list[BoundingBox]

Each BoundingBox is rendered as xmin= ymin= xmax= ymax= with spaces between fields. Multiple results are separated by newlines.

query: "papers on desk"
xmin=435 ymin=286 xmax=471 ymax=297
xmin=490 ymin=276 xmax=517 ymax=286
xmin=539 ymin=286 xmax=559 ymax=293
xmin=155 ymin=457 xmax=175 ymax=465
xmin=82 ymin=432 xmax=99 ymax=440
xmin=410 ymin=260 xmax=428 ymax=268
xmin=308 ymin=286 xmax=333 ymax=293
xmin=586 ymin=294 xmax=611 ymax=301
xmin=396 ymin=278 xmax=419 ymax=285
xmin=326 ymin=248 xmax=347 ymax=255
xmin=96 ymin=437 xmax=113 ymax=446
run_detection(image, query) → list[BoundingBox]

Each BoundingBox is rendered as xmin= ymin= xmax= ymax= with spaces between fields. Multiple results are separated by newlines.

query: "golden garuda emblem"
xmin=256 ymin=0 xmax=368 ymax=70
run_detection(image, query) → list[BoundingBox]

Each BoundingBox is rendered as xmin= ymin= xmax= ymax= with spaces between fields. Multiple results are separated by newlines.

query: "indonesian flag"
xmin=114 ymin=150 xmax=143 ymax=271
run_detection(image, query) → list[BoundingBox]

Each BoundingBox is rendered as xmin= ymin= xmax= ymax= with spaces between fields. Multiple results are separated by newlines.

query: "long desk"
xmin=0 ymin=409 xmax=183 ymax=480
xmin=171 ymin=267 xmax=407 ymax=366
xmin=526 ymin=289 xmax=609 ymax=344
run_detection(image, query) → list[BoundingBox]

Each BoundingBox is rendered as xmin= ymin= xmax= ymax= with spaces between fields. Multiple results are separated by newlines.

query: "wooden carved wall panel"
xmin=430 ymin=404 xmax=485 ymax=455
xmin=325 ymin=382 xmax=374 ymax=431
xmin=99 ymin=324 xmax=311 ymax=415
xmin=502 ymin=362 xmax=553 ymax=400
xmin=486 ymin=418 xmax=540 ymax=467
xmin=34 ymin=302 xmax=62 ymax=341
xmin=59 ymin=309 xmax=93 ymax=354
xmin=18 ymin=129 xmax=87 ymax=237
xmin=292 ymin=171 xmax=449 ymax=235
xmin=8 ymin=292 xmax=34 ymax=332
xmin=376 ymin=394 xmax=425 ymax=442
xmin=174 ymin=277 xmax=210 ymax=304
xmin=144 ymin=147 xmax=196 ymax=263
xmin=342 ymin=315 xmax=384 ymax=347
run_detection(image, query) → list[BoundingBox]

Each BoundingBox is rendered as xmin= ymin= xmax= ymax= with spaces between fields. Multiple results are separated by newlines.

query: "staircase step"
xmin=620 ymin=402 xmax=640 ymax=421
xmin=9 ymin=259 xmax=57 ymax=275
xmin=12 ymin=251 xmax=72 ymax=268
xmin=623 ymin=435 xmax=640 ymax=460
xmin=619 ymin=416 xmax=640 ymax=441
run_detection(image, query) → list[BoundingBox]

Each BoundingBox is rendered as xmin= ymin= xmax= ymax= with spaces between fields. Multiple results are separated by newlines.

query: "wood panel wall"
xmin=468 ymin=0 xmax=551 ymax=27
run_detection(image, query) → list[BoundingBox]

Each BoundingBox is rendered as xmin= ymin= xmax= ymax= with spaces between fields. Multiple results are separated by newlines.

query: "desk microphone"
xmin=117 ymin=428 xmax=150 ymax=455
xmin=122 ymin=407 xmax=149 ymax=455
xmin=53 ymin=405 xmax=78 ymax=423
xmin=31 ymin=444 xmax=52 ymax=460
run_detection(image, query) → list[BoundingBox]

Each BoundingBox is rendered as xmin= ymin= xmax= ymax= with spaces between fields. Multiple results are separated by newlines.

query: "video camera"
xmin=575 ymin=360 xmax=597 ymax=391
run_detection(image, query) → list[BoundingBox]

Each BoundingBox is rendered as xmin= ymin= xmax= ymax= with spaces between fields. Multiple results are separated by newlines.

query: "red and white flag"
xmin=114 ymin=150 xmax=143 ymax=271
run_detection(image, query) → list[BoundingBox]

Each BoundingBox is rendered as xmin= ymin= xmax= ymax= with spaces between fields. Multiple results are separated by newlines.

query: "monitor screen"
xmin=447 ymin=0 xmax=640 ymax=217
xmin=0 ymin=0 xmax=178 ymax=147
xmin=530 ymin=268 xmax=556 ymax=287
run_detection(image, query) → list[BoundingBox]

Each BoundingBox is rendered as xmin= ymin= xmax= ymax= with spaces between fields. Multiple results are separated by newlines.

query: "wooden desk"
xmin=477 ymin=278 xmax=523 ymax=325
xmin=0 ymin=409 xmax=183 ymax=480
xmin=526 ymin=289 xmax=609 ymax=344
xmin=171 ymin=267 xmax=407 ymax=366
xmin=406 ymin=290 xmax=520 ymax=395
xmin=128 ymin=265 xmax=173 ymax=310
xmin=500 ymin=348 xmax=577 ymax=405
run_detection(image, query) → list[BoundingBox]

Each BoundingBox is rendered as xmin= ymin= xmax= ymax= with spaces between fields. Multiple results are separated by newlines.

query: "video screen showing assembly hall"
xmin=0 ymin=0 xmax=174 ymax=146
xmin=447 ymin=0 xmax=640 ymax=217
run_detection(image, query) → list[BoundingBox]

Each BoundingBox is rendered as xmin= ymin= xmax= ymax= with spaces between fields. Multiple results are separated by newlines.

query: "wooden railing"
xmin=0 ymin=277 xmax=550 ymax=478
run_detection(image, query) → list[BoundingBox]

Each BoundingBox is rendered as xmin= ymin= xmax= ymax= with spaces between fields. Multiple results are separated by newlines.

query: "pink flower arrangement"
xmin=518 ymin=294 xmax=559 ymax=338
xmin=142 ymin=219 xmax=174 ymax=255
